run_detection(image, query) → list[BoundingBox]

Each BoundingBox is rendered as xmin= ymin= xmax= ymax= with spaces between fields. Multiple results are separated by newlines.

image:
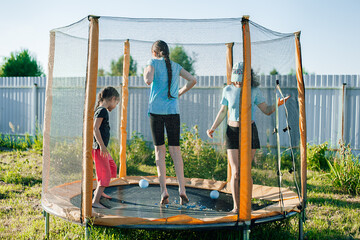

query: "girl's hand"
xmin=206 ymin=129 xmax=215 ymax=139
xmin=100 ymin=145 xmax=109 ymax=158
xmin=278 ymin=95 xmax=290 ymax=106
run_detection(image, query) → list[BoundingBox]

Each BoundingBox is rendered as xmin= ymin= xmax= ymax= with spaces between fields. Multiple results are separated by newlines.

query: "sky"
xmin=0 ymin=0 xmax=359 ymax=75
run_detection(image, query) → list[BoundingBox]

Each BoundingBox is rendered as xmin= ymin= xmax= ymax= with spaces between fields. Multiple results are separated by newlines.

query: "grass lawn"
xmin=0 ymin=150 xmax=359 ymax=239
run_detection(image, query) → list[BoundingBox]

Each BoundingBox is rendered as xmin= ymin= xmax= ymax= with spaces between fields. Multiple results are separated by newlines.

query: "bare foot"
xmin=101 ymin=192 xmax=112 ymax=199
xmin=230 ymin=208 xmax=239 ymax=214
xmin=180 ymin=194 xmax=189 ymax=205
xmin=92 ymin=202 xmax=107 ymax=209
xmin=160 ymin=194 xmax=169 ymax=205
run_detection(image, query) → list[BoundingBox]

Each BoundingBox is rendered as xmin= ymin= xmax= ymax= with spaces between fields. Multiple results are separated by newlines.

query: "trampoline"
xmin=43 ymin=176 xmax=300 ymax=228
xmin=42 ymin=15 xmax=307 ymax=239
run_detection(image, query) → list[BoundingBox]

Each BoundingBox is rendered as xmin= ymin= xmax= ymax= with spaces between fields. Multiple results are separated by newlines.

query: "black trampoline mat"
xmin=70 ymin=185 xmax=235 ymax=219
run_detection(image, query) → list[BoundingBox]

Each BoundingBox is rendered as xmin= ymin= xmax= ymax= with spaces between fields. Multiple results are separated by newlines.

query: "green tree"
xmin=270 ymin=68 xmax=279 ymax=75
xmin=110 ymin=55 xmax=137 ymax=76
xmin=0 ymin=49 xmax=43 ymax=77
xmin=98 ymin=68 xmax=106 ymax=77
xmin=170 ymin=46 xmax=196 ymax=75
xmin=288 ymin=68 xmax=309 ymax=76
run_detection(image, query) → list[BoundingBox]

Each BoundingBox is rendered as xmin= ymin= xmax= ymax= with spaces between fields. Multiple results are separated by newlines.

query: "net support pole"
xmin=119 ymin=40 xmax=130 ymax=178
xmin=341 ymin=83 xmax=347 ymax=143
xmin=225 ymin=42 xmax=234 ymax=182
xmin=239 ymin=16 xmax=252 ymax=221
xmin=295 ymin=31 xmax=307 ymax=210
xmin=42 ymin=30 xmax=56 ymax=193
xmin=82 ymin=15 xmax=100 ymax=221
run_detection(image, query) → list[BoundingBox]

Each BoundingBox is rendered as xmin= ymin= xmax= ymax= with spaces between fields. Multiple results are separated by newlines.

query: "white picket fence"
xmin=1 ymin=75 xmax=359 ymax=153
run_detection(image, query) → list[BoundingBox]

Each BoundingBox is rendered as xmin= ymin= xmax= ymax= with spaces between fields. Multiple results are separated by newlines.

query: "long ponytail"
xmin=152 ymin=40 xmax=174 ymax=99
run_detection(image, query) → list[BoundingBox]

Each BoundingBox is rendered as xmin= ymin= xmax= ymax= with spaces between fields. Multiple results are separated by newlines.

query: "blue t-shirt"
xmin=220 ymin=84 xmax=265 ymax=121
xmin=147 ymin=58 xmax=183 ymax=115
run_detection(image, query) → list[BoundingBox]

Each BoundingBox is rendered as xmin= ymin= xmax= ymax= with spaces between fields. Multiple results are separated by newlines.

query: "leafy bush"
xmin=254 ymin=146 xmax=298 ymax=171
xmin=31 ymin=127 xmax=43 ymax=155
xmin=0 ymin=133 xmax=32 ymax=151
xmin=107 ymin=133 xmax=154 ymax=175
xmin=126 ymin=132 xmax=154 ymax=166
xmin=327 ymin=140 xmax=360 ymax=195
xmin=165 ymin=125 xmax=227 ymax=181
xmin=307 ymin=142 xmax=329 ymax=171
xmin=0 ymin=126 xmax=43 ymax=154
xmin=107 ymin=139 xmax=120 ymax=165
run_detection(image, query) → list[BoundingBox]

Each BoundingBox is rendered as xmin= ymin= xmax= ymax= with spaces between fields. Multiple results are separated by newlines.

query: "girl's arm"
xmin=207 ymin=105 xmax=228 ymax=139
xmin=178 ymin=68 xmax=197 ymax=97
xmin=143 ymin=65 xmax=155 ymax=85
xmin=93 ymin=117 xmax=109 ymax=157
xmin=257 ymin=95 xmax=290 ymax=115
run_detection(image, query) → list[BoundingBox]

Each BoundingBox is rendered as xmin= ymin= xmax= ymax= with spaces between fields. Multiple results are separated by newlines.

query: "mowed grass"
xmin=0 ymin=150 xmax=359 ymax=239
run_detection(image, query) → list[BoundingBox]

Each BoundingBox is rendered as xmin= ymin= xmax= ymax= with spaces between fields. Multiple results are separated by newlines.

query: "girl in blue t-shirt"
xmin=144 ymin=40 xmax=197 ymax=205
xmin=206 ymin=62 xmax=289 ymax=213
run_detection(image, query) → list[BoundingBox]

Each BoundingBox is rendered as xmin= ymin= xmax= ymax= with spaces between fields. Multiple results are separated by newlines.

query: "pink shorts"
xmin=92 ymin=149 xmax=117 ymax=187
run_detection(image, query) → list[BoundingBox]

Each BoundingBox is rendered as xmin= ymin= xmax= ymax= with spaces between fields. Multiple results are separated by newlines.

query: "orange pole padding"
xmin=82 ymin=16 xmax=100 ymax=220
xmin=225 ymin=42 xmax=234 ymax=183
xmin=295 ymin=31 xmax=307 ymax=209
xmin=239 ymin=16 xmax=252 ymax=221
xmin=119 ymin=40 xmax=130 ymax=178
xmin=42 ymin=31 xmax=56 ymax=193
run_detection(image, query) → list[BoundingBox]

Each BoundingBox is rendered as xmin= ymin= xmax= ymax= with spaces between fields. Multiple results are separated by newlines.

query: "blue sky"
xmin=0 ymin=0 xmax=359 ymax=75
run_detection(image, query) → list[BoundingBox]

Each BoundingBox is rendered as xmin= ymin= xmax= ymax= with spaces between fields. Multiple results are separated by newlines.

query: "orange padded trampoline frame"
xmin=42 ymin=15 xmax=307 ymax=239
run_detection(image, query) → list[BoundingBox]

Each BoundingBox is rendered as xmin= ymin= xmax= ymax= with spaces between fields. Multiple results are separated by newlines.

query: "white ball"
xmin=210 ymin=190 xmax=219 ymax=199
xmin=139 ymin=179 xmax=149 ymax=188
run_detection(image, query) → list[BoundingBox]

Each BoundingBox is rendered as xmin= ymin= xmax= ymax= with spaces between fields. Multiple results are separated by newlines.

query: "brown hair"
xmin=152 ymin=40 xmax=174 ymax=99
xmin=95 ymin=86 xmax=120 ymax=108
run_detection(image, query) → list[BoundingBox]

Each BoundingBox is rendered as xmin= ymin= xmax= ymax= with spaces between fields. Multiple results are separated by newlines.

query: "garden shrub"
xmin=0 ymin=133 xmax=32 ymax=151
xmin=307 ymin=142 xmax=329 ymax=171
xmin=327 ymin=140 xmax=360 ymax=195
xmin=165 ymin=125 xmax=227 ymax=181
xmin=126 ymin=132 xmax=154 ymax=166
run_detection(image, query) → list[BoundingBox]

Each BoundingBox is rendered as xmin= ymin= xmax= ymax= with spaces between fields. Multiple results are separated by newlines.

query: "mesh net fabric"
xmin=42 ymin=16 xmax=302 ymax=222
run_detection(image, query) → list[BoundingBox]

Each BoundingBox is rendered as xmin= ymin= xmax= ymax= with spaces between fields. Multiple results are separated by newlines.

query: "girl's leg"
xmin=168 ymin=146 xmax=189 ymax=204
xmin=227 ymin=149 xmax=240 ymax=213
xmin=92 ymin=185 xmax=106 ymax=208
xmin=250 ymin=149 xmax=257 ymax=201
xmin=155 ymin=144 xmax=169 ymax=204
xmin=101 ymin=156 xmax=117 ymax=199
xmin=92 ymin=149 xmax=109 ymax=208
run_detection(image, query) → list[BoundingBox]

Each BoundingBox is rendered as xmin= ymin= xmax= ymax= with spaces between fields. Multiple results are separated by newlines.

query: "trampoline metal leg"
xmin=299 ymin=211 xmax=304 ymax=240
xmin=85 ymin=218 xmax=90 ymax=240
xmin=242 ymin=221 xmax=251 ymax=240
xmin=43 ymin=210 xmax=49 ymax=239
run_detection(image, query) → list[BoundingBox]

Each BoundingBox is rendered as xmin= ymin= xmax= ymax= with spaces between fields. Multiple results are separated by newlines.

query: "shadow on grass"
xmin=1 ymin=176 xmax=42 ymax=188
xmin=91 ymin=223 xmax=296 ymax=240
xmin=307 ymin=195 xmax=360 ymax=209
xmin=307 ymin=182 xmax=334 ymax=194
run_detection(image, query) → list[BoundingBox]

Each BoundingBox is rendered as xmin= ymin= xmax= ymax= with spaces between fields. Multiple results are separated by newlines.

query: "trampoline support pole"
xmin=299 ymin=211 xmax=305 ymax=240
xmin=85 ymin=218 xmax=90 ymax=240
xmin=299 ymin=212 xmax=304 ymax=240
xmin=242 ymin=221 xmax=251 ymax=240
xmin=43 ymin=210 xmax=49 ymax=239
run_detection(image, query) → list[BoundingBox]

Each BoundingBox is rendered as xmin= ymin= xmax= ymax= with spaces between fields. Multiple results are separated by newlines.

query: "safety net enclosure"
xmin=42 ymin=16 xmax=306 ymax=233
